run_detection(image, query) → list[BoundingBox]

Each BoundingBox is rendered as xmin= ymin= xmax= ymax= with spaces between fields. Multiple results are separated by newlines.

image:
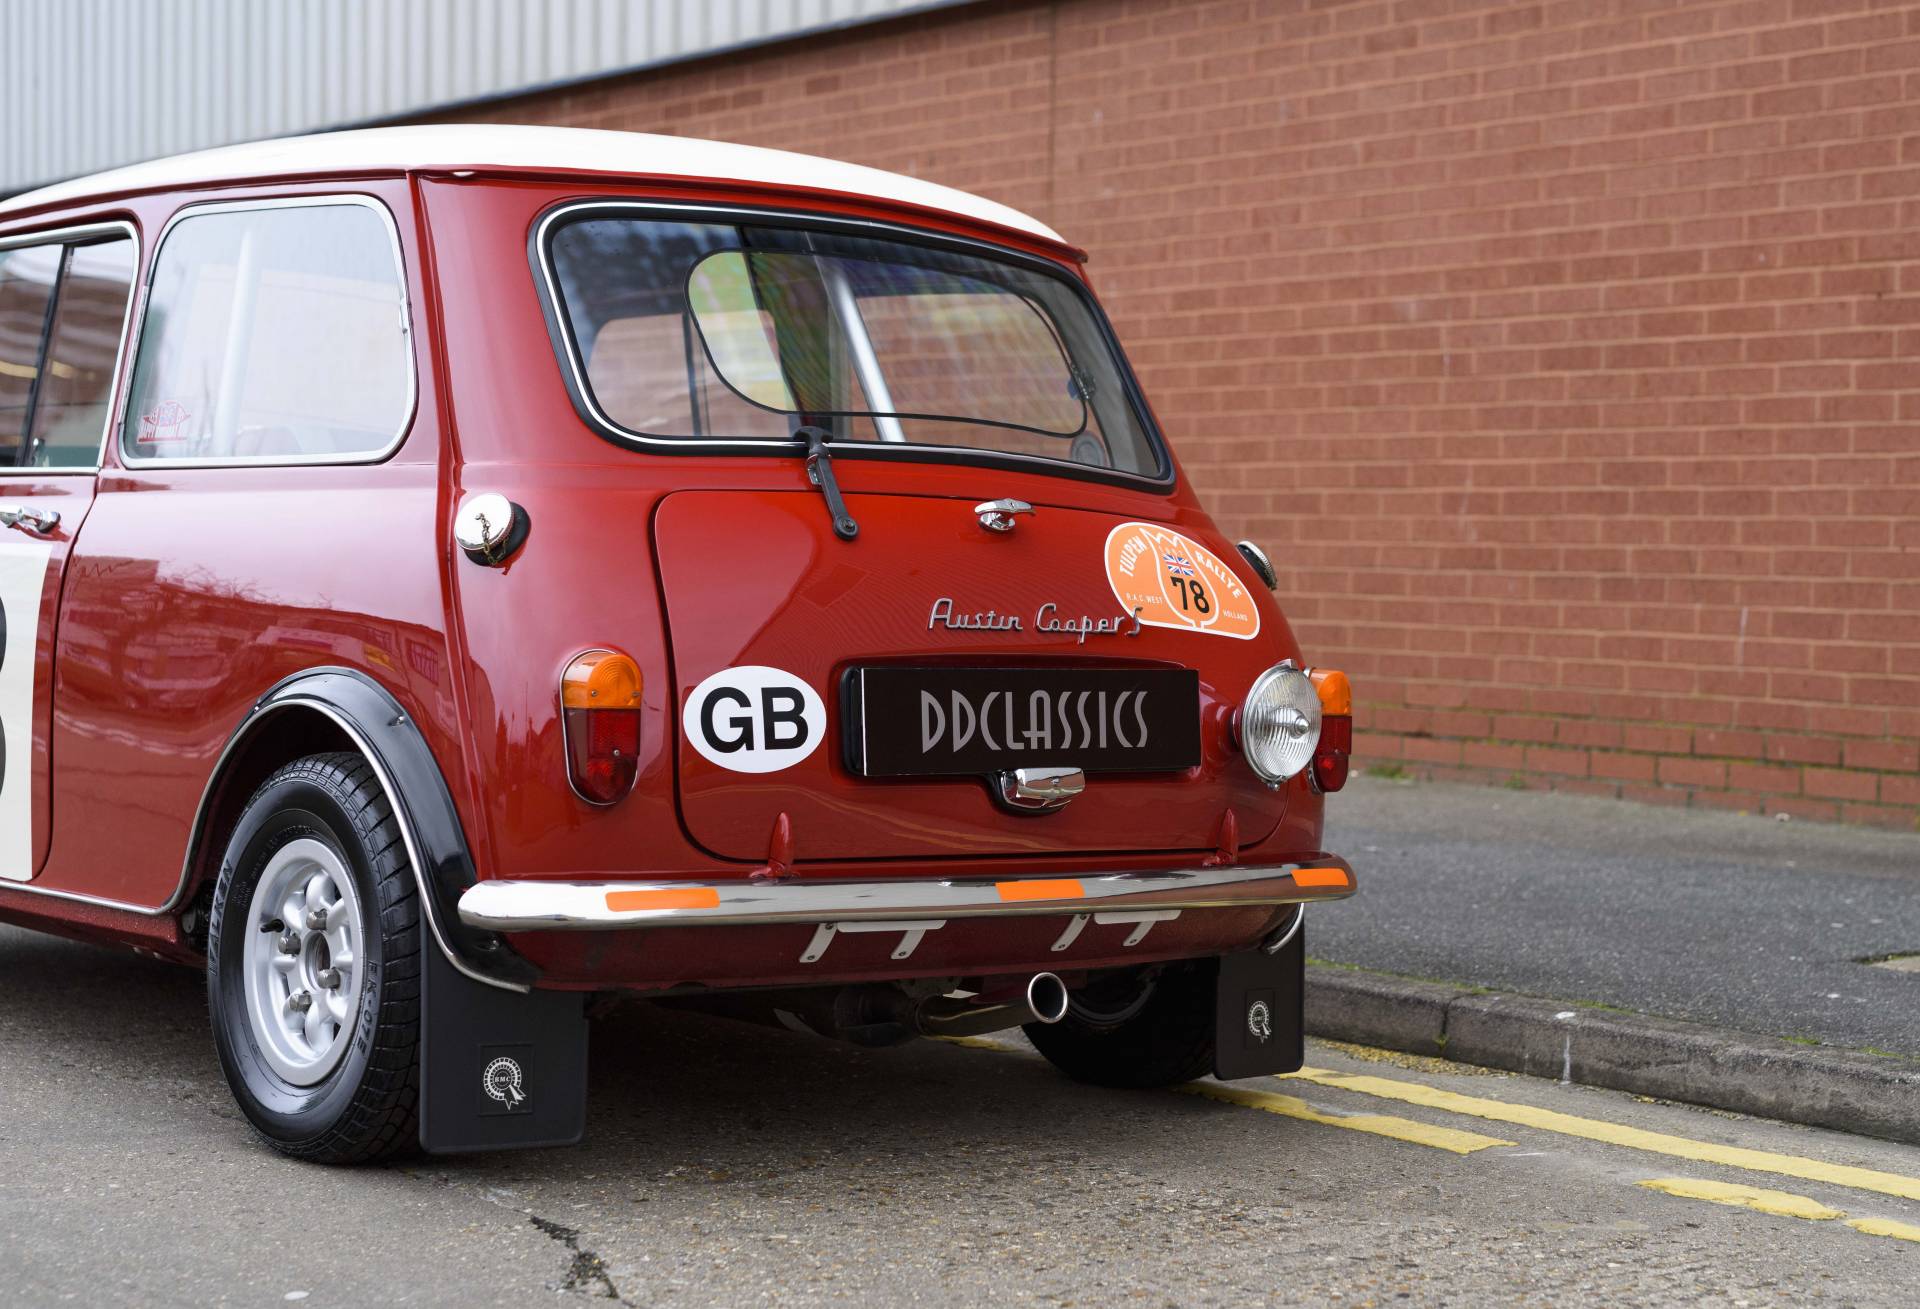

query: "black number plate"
xmin=842 ymin=666 xmax=1201 ymax=777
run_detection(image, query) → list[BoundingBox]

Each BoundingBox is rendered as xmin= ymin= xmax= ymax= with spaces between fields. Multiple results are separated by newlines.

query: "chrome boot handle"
xmin=0 ymin=504 xmax=59 ymax=535
xmin=974 ymin=499 xmax=1033 ymax=532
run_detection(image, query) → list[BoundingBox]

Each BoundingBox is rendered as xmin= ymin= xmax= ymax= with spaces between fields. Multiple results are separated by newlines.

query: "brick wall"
xmin=428 ymin=0 xmax=1920 ymax=828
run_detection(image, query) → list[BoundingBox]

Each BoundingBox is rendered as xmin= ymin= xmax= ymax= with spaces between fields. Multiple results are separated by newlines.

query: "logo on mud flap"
xmin=683 ymin=666 xmax=826 ymax=774
xmin=1103 ymin=522 xmax=1260 ymax=640
xmin=482 ymin=1056 xmax=528 ymax=1112
xmin=1246 ymin=1000 xmax=1273 ymax=1044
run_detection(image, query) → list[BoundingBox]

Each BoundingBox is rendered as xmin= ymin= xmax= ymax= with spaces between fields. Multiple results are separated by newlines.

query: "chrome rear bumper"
xmin=456 ymin=857 xmax=1356 ymax=933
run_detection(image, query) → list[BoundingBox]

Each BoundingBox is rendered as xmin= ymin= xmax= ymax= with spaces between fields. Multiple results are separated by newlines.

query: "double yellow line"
xmin=1280 ymin=1064 xmax=1920 ymax=1244
xmin=945 ymin=1037 xmax=1920 ymax=1245
xmin=1286 ymin=1065 xmax=1920 ymax=1202
xmin=1176 ymin=1081 xmax=1515 ymax=1155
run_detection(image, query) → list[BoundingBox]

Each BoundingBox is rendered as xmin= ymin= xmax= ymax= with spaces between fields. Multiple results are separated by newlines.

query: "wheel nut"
xmin=304 ymin=907 xmax=328 ymax=931
xmin=289 ymin=990 xmax=313 ymax=1013
xmin=277 ymin=931 xmax=300 ymax=956
xmin=317 ymin=968 xmax=342 ymax=990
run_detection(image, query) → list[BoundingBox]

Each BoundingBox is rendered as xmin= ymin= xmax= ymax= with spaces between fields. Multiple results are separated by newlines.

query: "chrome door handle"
xmin=0 ymin=504 xmax=59 ymax=535
xmin=974 ymin=498 xmax=1034 ymax=532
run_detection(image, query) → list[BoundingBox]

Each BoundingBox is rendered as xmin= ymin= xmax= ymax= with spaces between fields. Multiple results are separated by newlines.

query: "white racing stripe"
xmin=0 ymin=541 xmax=49 ymax=882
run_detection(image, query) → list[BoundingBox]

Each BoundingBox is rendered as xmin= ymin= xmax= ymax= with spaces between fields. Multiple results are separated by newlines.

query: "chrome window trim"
xmin=532 ymin=199 xmax=1175 ymax=488
xmin=0 ymin=879 xmax=169 ymax=914
xmin=0 ymin=218 xmax=140 ymax=477
xmin=118 ymin=194 xmax=418 ymax=470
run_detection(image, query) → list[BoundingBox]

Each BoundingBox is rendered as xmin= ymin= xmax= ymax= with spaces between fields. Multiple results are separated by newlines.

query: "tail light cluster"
xmin=1307 ymin=668 xmax=1352 ymax=793
xmin=561 ymin=650 xmax=643 ymax=805
xmin=1236 ymin=662 xmax=1354 ymax=792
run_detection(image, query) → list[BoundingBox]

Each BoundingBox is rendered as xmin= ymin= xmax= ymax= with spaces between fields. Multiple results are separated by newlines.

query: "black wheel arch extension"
xmin=191 ymin=666 xmax=535 ymax=991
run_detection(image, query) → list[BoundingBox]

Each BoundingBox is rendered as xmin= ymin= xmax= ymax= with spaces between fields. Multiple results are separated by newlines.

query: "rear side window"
xmin=0 ymin=232 xmax=136 ymax=469
xmin=0 ymin=244 xmax=58 ymax=460
xmin=31 ymin=239 xmax=137 ymax=467
xmin=122 ymin=200 xmax=412 ymax=463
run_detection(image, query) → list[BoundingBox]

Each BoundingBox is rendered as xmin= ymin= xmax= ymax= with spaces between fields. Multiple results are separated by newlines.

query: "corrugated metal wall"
xmin=2 ymin=0 xmax=968 ymax=195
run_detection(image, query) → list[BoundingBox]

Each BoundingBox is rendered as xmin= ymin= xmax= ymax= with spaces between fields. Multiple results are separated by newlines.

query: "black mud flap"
xmin=419 ymin=943 xmax=589 ymax=1154
xmin=1211 ymin=922 xmax=1305 ymax=1080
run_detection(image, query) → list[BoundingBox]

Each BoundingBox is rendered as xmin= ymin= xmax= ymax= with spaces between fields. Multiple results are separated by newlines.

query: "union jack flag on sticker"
xmin=1162 ymin=551 xmax=1196 ymax=577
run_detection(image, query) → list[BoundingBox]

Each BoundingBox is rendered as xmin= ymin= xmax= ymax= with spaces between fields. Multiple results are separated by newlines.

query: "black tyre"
xmin=206 ymin=752 xmax=420 ymax=1163
xmin=1023 ymin=959 xmax=1217 ymax=1089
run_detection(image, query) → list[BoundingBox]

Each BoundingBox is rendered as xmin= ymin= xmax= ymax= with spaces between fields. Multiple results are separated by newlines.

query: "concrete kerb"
xmin=1306 ymin=964 xmax=1920 ymax=1146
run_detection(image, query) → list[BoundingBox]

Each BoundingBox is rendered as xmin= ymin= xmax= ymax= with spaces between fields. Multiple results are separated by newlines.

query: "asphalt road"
xmin=4 ymin=923 xmax=1919 ymax=1306
xmin=1319 ymin=775 xmax=1920 ymax=1056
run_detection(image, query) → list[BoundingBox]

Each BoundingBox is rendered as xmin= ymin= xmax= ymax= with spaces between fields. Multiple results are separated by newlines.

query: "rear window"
xmin=122 ymin=199 xmax=412 ymax=463
xmin=543 ymin=212 xmax=1163 ymax=479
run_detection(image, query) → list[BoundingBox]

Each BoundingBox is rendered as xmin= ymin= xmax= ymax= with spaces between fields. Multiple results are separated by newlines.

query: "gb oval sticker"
xmin=1103 ymin=522 xmax=1261 ymax=640
xmin=683 ymin=665 xmax=827 ymax=773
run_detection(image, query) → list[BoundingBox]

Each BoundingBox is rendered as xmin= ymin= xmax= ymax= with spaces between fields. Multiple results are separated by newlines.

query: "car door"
xmin=0 ymin=225 xmax=136 ymax=882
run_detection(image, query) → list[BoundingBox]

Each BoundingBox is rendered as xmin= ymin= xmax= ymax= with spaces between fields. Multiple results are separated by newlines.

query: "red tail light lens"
xmin=561 ymin=650 xmax=643 ymax=805
xmin=1312 ymin=713 xmax=1352 ymax=793
xmin=1308 ymin=669 xmax=1352 ymax=794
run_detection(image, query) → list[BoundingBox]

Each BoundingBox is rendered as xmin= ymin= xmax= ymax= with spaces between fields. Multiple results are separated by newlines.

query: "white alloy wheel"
xmin=240 ymin=838 xmax=365 ymax=1085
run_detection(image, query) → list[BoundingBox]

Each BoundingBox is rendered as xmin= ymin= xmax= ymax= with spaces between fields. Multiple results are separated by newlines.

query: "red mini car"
xmin=0 ymin=126 xmax=1354 ymax=1161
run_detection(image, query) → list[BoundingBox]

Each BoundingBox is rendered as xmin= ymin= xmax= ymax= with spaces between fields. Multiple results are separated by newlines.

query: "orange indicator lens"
xmin=563 ymin=649 xmax=643 ymax=710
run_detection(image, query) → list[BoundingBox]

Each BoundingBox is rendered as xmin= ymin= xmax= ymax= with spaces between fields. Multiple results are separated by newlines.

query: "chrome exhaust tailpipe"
xmin=911 ymin=973 xmax=1069 ymax=1039
xmin=1026 ymin=972 xmax=1070 ymax=1024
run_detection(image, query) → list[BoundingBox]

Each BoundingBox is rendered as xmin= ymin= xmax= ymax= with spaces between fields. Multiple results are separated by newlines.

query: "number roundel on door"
xmin=1102 ymin=522 xmax=1261 ymax=640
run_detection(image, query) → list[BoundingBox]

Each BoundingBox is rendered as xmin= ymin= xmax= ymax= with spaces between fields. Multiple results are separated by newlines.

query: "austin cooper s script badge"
xmin=928 ymin=597 xmax=1141 ymax=643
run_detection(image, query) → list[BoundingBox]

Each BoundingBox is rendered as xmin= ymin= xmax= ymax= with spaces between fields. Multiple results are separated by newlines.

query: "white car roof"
xmin=0 ymin=124 xmax=1066 ymax=245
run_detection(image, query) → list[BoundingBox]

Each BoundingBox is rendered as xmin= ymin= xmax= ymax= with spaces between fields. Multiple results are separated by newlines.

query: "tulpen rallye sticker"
xmin=1103 ymin=522 xmax=1260 ymax=640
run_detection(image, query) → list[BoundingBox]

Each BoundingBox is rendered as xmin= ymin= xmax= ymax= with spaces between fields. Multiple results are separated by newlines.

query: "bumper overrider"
xmin=456 ymin=856 xmax=1356 ymax=938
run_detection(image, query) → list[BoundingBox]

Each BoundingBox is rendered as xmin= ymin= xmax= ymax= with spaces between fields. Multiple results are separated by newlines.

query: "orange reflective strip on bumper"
xmin=604 ymin=887 xmax=722 ymax=913
xmin=996 ymin=878 xmax=1086 ymax=902
xmin=1291 ymin=866 xmax=1350 ymax=888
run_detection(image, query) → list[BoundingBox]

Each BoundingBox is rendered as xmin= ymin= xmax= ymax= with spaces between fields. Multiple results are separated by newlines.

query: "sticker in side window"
xmin=1103 ymin=522 xmax=1260 ymax=641
xmin=137 ymin=400 xmax=193 ymax=447
xmin=682 ymin=666 xmax=826 ymax=774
